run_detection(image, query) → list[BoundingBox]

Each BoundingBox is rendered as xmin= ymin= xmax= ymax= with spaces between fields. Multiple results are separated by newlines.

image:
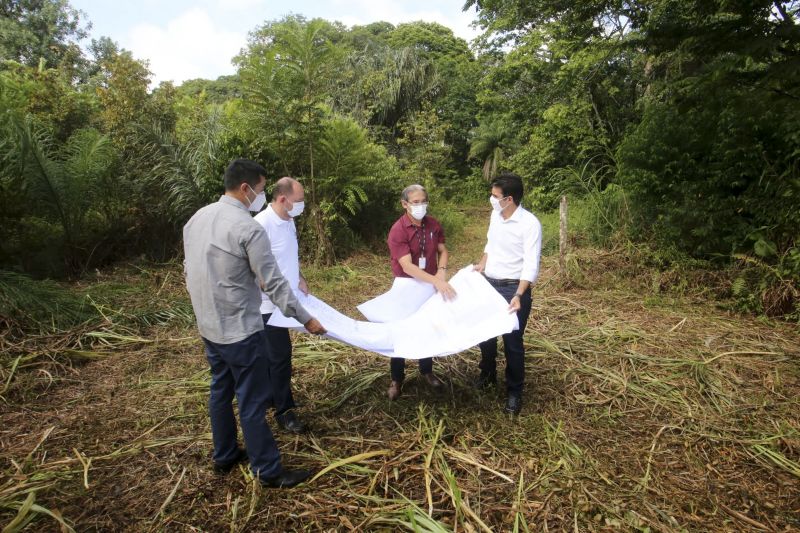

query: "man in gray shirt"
xmin=184 ymin=159 xmax=325 ymax=488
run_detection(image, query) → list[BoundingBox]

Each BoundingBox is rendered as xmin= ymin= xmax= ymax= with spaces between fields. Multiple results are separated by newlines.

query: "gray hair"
xmin=401 ymin=184 xmax=427 ymax=202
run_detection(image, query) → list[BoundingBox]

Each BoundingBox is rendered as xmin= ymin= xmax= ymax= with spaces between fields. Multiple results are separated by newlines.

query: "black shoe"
xmin=260 ymin=468 xmax=312 ymax=488
xmin=505 ymin=394 xmax=522 ymax=414
xmin=213 ymin=447 xmax=248 ymax=474
xmin=474 ymin=371 xmax=497 ymax=390
xmin=276 ymin=411 xmax=307 ymax=434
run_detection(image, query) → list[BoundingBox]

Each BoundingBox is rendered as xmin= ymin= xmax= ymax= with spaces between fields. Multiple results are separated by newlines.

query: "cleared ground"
xmin=2 ymin=211 xmax=799 ymax=531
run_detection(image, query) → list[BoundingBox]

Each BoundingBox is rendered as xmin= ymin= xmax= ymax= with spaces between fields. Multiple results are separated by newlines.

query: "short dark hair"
xmin=491 ymin=172 xmax=524 ymax=205
xmin=223 ymin=159 xmax=266 ymax=191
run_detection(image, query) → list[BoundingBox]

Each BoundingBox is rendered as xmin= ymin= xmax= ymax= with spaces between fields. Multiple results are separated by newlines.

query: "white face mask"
xmin=409 ymin=203 xmax=427 ymax=220
xmin=246 ymin=185 xmax=266 ymax=212
xmin=489 ymin=195 xmax=507 ymax=212
xmin=287 ymin=200 xmax=305 ymax=218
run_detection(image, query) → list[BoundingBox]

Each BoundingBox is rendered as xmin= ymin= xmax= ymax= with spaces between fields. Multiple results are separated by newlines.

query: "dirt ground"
xmin=2 ymin=213 xmax=799 ymax=532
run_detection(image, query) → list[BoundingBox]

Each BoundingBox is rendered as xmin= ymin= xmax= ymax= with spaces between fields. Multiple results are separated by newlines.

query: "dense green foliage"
xmin=0 ymin=0 xmax=798 ymax=318
xmin=1 ymin=8 xmax=482 ymax=276
xmin=468 ymin=0 xmax=799 ymax=316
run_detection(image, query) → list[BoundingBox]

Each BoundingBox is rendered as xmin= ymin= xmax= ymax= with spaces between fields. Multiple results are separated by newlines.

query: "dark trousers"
xmin=262 ymin=314 xmax=296 ymax=416
xmin=390 ymin=357 xmax=433 ymax=382
xmin=203 ymin=330 xmax=282 ymax=479
xmin=478 ymin=283 xmax=532 ymax=395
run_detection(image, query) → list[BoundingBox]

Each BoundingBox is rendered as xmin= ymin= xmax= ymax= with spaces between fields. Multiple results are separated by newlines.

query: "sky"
xmin=69 ymin=0 xmax=483 ymax=86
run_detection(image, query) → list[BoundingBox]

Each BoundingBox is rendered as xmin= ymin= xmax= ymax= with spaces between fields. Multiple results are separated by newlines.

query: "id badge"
xmin=418 ymin=257 xmax=427 ymax=269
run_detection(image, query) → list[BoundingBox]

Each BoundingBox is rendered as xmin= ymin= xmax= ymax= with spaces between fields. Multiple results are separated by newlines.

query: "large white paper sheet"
xmin=389 ymin=267 xmax=518 ymax=359
xmin=267 ymin=293 xmax=394 ymax=355
xmin=267 ymin=267 xmax=518 ymax=359
xmin=356 ymin=276 xmax=435 ymax=322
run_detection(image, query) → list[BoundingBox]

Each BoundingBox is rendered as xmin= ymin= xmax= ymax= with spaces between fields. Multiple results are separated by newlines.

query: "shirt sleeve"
xmin=520 ymin=216 xmax=543 ymax=284
xmin=436 ymin=220 xmax=446 ymax=245
xmin=244 ymin=223 xmax=312 ymax=325
xmin=387 ymin=224 xmax=411 ymax=260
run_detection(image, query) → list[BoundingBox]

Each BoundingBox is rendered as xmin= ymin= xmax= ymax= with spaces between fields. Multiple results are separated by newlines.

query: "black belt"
xmin=484 ymin=276 xmax=519 ymax=287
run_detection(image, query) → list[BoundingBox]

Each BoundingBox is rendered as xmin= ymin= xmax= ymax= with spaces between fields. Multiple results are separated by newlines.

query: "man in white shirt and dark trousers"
xmin=254 ymin=177 xmax=309 ymax=433
xmin=473 ymin=172 xmax=542 ymax=414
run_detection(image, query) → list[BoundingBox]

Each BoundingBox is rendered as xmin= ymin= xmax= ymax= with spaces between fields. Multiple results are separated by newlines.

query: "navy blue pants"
xmin=478 ymin=283 xmax=532 ymax=395
xmin=390 ymin=356 xmax=433 ymax=382
xmin=203 ymin=330 xmax=282 ymax=479
xmin=262 ymin=314 xmax=296 ymax=416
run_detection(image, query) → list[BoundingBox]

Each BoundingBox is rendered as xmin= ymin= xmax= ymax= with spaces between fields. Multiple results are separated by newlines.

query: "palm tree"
xmin=138 ymin=105 xmax=226 ymax=224
xmin=369 ymin=47 xmax=439 ymax=133
xmin=1 ymin=114 xmax=116 ymax=273
xmin=468 ymin=119 xmax=512 ymax=181
xmin=332 ymin=45 xmax=439 ymax=140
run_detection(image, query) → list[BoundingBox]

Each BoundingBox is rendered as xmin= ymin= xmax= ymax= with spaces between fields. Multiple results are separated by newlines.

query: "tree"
xmin=469 ymin=0 xmax=642 ymax=207
xmin=386 ymin=21 xmax=481 ymax=173
xmin=385 ymin=21 xmax=472 ymax=59
xmin=239 ymin=17 xmax=392 ymax=264
xmin=465 ymin=0 xmax=649 ymax=47
xmin=0 ymin=0 xmax=89 ymax=73
xmin=0 ymin=62 xmax=94 ymax=141
xmin=363 ymin=47 xmax=440 ymax=134
xmin=468 ymin=118 xmax=513 ymax=180
xmin=308 ymin=115 xmax=398 ymax=261
xmin=139 ymin=103 xmax=227 ymax=225
xmin=95 ymin=51 xmax=151 ymax=139
xmin=1 ymin=113 xmax=117 ymax=276
xmin=617 ymin=1 xmax=800 ymax=257
xmin=397 ymin=104 xmax=453 ymax=182
xmin=467 ymin=0 xmax=800 ymax=265
xmin=175 ymin=75 xmax=242 ymax=104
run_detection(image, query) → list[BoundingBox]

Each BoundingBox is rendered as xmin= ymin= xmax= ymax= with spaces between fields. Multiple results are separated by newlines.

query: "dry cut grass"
xmin=1 ymin=212 xmax=799 ymax=532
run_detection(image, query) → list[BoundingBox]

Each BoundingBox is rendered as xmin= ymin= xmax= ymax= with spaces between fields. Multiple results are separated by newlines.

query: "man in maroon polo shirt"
xmin=386 ymin=184 xmax=457 ymax=400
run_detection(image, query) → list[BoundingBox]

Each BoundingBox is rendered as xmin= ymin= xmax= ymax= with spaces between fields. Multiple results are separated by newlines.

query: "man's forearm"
xmin=249 ymin=234 xmax=311 ymax=324
xmin=515 ymin=280 xmax=531 ymax=295
xmin=437 ymin=248 xmax=449 ymax=269
xmin=401 ymin=261 xmax=439 ymax=285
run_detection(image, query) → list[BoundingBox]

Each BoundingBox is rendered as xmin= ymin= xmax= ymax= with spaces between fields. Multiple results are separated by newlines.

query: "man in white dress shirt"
xmin=473 ymin=172 xmax=542 ymax=414
xmin=254 ymin=177 xmax=309 ymax=433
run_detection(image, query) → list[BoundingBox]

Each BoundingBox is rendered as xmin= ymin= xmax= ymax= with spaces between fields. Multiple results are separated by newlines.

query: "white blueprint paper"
xmin=267 ymin=293 xmax=394 ymax=355
xmin=356 ymin=276 xmax=436 ymax=322
xmin=267 ymin=267 xmax=518 ymax=359
xmin=389 ymin=267 xmax=518 ymax=359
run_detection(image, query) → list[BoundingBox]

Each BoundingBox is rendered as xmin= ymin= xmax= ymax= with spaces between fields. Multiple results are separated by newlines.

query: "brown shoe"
xmin=423 ymin=372 xmax=444 ymax=391
xmin=387 ymin=380 xmax=402 ymax=401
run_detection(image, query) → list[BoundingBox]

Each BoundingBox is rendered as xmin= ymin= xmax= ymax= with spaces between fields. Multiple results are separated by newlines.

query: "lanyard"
xmin=416 ymin=220 xmax=426 ymax=256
